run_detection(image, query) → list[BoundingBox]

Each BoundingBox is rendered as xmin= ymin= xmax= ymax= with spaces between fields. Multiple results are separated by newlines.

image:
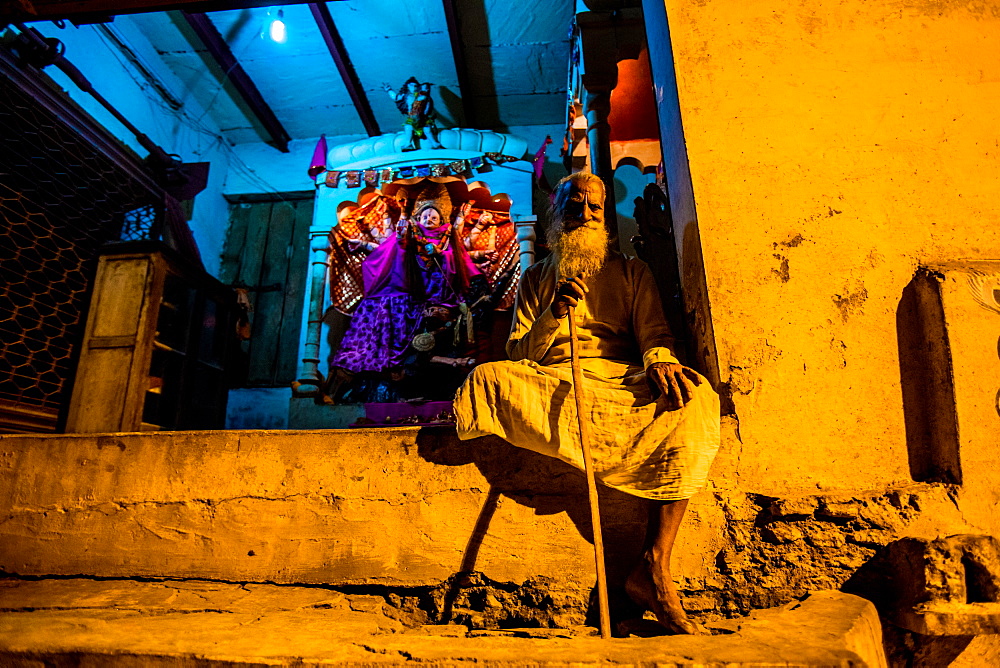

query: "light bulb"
xmin=269 ymin=10 xmax=286 ymax=43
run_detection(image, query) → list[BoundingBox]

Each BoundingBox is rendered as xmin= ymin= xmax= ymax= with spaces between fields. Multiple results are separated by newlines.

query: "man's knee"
xmin=462 ymin=360 xmax=521 ymax=393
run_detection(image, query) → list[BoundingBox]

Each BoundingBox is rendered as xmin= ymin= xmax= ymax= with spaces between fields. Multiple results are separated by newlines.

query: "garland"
xmin=411 ymin=223 xmax=451 ymax=259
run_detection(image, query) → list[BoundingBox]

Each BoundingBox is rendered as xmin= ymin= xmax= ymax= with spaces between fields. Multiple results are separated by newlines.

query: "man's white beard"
xmin=547 ymin=220 xmax=609 ymax=280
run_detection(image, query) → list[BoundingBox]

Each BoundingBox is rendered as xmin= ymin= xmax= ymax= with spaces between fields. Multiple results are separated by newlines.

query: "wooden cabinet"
xmin=66 ymin=244 xmax=235 ymax=432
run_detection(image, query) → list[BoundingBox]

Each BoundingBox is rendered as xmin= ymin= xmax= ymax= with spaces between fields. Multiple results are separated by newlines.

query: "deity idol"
xmin=384 ymin=77 xmax=443 ymax=151
xmin=330 ymin=182 xmax=482 ymax=401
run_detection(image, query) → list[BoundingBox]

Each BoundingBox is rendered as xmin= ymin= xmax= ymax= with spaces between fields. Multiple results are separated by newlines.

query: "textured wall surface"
xmin=663 ymin=0 xmax=1000 ymax=501
xmin=30 ymin=21 xmax=233 ymax=277
xmin=655 ymin=3 xmax=1000 ymax=662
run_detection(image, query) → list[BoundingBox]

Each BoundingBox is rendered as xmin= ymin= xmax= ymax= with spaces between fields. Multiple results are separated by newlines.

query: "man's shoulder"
xmin=521 ymin=253 xmax=650 ymax=285
xmin=524 ymin=255 xmax=556 ymax=281
xmin=602 ymin=252 xmax=651 ymax=280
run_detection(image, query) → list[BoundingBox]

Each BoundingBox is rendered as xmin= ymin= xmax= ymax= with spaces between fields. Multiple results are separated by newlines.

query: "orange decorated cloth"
xmin=458 ymin=210 xmax=519 ymax=311
xmin=328 ymin=197 xmax=396 ymax=314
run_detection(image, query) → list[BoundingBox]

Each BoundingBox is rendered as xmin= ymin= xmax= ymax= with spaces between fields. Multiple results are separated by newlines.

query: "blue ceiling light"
xmin=268 ymin=9 xmax=286 ymax=43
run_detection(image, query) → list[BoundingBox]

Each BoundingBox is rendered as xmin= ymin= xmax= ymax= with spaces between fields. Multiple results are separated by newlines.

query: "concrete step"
xmin=0 ymin=578 xmax=886 ymax=666
xmin=0 ymin=427 xmax=654 ymax=628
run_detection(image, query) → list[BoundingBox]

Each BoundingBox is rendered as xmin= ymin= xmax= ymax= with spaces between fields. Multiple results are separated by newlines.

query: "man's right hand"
xmin=647 ymin=362 xmax=702 ymax=410
xmin=550 ymin=276 xmax=589 ymax=319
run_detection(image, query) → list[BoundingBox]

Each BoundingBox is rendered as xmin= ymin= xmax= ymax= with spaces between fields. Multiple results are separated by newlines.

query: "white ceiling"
xmin=120 ymin=1 xmax=574 ymax=147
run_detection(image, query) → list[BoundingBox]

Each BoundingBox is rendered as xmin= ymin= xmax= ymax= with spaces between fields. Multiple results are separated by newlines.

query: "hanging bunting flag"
xmin=308 ymin=134 xmax=328 ymax=178
xmin=532 ymin=135 xmax=553 ymax=180
xmin=485 ymin=152 xmax=518 ymax=164
xmin=321 ymin=158 xmax=523 ymax=188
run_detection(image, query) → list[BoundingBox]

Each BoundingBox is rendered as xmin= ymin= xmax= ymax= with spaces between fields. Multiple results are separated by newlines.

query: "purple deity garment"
xmin=412 ymin=221 xmax=482 ymax=307
xmin=332 ymin=219 xmax=480 ymax=374
xmin=360 ymin=227 xmax=408 ymax=297
xmin=362 ymin=219 xmax=481 ymax=304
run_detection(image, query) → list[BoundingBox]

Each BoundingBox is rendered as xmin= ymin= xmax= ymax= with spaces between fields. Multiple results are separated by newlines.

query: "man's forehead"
xmin=568 ymin=180 xmax=604 ymax=199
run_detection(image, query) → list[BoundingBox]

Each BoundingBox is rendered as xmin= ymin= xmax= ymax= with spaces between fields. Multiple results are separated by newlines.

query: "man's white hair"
xmin=547 ymin=172 xmax=609 ymax=280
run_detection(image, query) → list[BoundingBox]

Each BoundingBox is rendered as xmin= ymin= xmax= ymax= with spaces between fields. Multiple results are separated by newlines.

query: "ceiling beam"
xmin=441 ymin=0 xmax=474 ymax=128
xmin=309 ymin=2 xmax=379 ymax=137
xmin=182 ymin=11 xmax=290 ymax=153
xmin=1 ymin=0 xmax=304 ymax=23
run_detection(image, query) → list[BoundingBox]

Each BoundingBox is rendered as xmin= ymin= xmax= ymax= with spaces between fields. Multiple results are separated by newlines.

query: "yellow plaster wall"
xmin=664 ymin=0 xmax=1000 ymax=496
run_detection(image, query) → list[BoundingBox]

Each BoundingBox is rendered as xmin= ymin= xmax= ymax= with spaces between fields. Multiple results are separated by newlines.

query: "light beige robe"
xmin=454 ymin=253 xmax=720 ymax=500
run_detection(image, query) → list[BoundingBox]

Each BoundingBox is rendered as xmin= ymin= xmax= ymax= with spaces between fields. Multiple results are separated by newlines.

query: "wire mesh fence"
xmin=0 ymin=71 xmax=162 ymax=431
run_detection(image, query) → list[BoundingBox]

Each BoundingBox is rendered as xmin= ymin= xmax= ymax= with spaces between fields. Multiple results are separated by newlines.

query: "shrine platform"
xmin=0 ymin=428 xmax=887 ymax=665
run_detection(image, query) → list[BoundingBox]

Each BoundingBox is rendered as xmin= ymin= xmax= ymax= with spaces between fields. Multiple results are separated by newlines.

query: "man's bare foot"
xmin=625 ymin=550 xmax=702 ymax=635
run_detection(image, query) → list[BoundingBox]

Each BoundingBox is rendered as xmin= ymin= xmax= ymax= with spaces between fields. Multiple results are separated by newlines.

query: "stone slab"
xmin=897 ymin=601 xmax=1000 ymax=637
xmin=0 ymin=579 xmax=887 ymax=667
xmin=883 ymin=534 xmax=1000 ymax=635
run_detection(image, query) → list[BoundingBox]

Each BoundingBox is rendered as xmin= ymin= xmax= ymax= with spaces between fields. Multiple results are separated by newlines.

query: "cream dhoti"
xmin=454 ymin=253 xmax=720 ymax=501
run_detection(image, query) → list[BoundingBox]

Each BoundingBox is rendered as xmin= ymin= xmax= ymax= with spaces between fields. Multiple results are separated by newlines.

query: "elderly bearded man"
xmin=454 ymin=172 xmax=720 ymax=634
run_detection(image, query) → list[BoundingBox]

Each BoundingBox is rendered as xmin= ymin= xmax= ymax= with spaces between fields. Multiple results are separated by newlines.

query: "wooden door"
xmin=65 ymin=253 xmax=161 ymax=432
xmin=220 ymin=196 xmax=312 ymax=387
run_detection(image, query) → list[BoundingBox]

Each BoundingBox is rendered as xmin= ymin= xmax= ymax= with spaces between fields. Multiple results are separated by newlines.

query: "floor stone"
xmin=0 ymin=578 xmax=887 ymax=666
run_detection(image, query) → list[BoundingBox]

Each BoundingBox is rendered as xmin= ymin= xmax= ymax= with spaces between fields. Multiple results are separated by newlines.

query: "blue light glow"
xmin=268 ymin=11 xmax=286 ymax=43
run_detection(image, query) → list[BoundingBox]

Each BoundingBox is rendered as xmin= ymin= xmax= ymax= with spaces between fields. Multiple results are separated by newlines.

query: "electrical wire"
xmin=77 ymin=20 xmax=293 ymax=201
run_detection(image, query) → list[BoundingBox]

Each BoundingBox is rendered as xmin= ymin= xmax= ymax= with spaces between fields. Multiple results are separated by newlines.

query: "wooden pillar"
xmin=295 ymin=228 xmax=331 ymax=395
xmin=577 ymin=8 xmax=646 ymax=247
xmin=584 ymin=86 xmax=617 ymax=234
xmin=515 ymin=215 xmax=538 ymax=273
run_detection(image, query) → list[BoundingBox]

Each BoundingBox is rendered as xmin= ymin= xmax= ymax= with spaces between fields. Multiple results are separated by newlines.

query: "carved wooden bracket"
xmin=576 ymin=8 xmax=646 ymax=95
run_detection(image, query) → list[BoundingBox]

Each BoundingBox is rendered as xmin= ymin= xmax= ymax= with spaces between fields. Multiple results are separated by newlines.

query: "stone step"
xmin=0 ymin=578 xmax=886 ymax=666
xmin=0 ymin=427 xmax=652 ymax=628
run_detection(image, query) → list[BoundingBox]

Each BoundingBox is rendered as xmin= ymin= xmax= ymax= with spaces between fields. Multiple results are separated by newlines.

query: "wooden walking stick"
xmin=567 ymin=304 xmax=612 ymax=639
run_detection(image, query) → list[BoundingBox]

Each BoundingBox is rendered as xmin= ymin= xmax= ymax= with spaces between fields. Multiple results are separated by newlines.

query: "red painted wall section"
xmin=609 ymin=48 xmax=659 ymax=142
